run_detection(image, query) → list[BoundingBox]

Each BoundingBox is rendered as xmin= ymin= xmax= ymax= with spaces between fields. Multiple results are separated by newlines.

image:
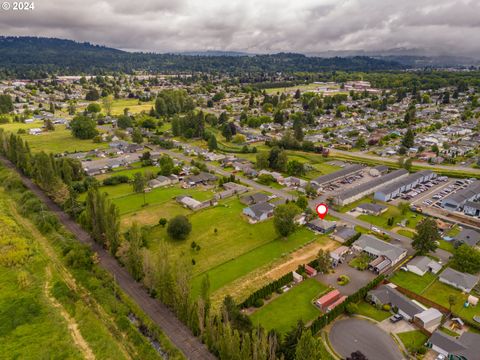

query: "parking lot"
xmin=390 ymin=176 xmax=450 ymax=205
xmin=412 ymin=178 xmax=476 ymax=209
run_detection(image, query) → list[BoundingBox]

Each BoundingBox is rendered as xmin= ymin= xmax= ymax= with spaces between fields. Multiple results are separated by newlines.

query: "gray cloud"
xmin=0 ymin=0 xmax=479 ymax=57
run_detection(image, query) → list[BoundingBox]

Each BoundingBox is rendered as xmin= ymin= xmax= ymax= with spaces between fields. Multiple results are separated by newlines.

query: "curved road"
xmin=0 ymin=157 xmax=215 ymax=360
xmin=329 ymin=318 xmax=404 ymax=360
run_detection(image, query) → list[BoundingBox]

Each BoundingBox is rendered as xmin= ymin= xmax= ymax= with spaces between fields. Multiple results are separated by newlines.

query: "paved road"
xmin=330 ymin=148 xmax=480 ymax=176
xmin=329 ymin=318 xmax=404 ymax=360
xmin=0 ymin=157 xmax=215 ymax=360
xmin=158 ymin=147 xmax=416 ymax=254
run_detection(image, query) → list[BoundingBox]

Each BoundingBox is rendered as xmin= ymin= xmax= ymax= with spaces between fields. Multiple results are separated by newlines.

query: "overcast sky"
xmin=1 ymin=0 xmax=479 ymax=57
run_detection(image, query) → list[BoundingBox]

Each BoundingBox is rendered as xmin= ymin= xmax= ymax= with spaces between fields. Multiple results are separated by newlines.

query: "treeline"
xmin=0 ymin=129 xmax=121 ymax=257
xmin=240 ymin=272 xmax=293 ymax=308
xmin=0 ymin=167 xmax=184 ymax=359
xmin=0 ymin=37 xmax=404 ymax=79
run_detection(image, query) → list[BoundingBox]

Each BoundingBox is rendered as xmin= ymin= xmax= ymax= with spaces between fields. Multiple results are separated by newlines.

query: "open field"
xmin=0 ymin=122 xmax=108 ymax=154
xmin=249 ymin=279 xmax=328 ymax=333
xmin=0 ymin=190 xmax=130 ymax=359
xmin=389 ymin=271 xmax=437 ymax=294
xmin=358 ymin=206 xmax=424 ymax=231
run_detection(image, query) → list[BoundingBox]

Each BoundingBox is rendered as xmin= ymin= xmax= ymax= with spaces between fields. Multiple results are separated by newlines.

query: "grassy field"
xmin=190 ymin=230 xmax=329 ymax=296
xmin=396 ymin=229 xmax=415 ymax=238
xmin=0 ymin=122 xmax=108 ymax=154
xmin=0 ymin=190 xmax=129 ymax=359
xmin=389 ymin=271 xmax=437 ymax=294
xmin=250 ymin=279 xmax=328 ymax=333
xmin=421 ymin=280 xmax=480 ymax=322
xmin=358 ymin=206 xmax=424 ymax=231
xmin=438 ymin=239 xmax=455 ymax=253
xmin=354 ymin=300 xmax=391 ymax=321
xmin=397 ymin=330 xmax=428 ymax=349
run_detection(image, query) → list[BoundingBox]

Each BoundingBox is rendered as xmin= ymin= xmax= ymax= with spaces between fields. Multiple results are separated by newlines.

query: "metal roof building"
xmin=374 ymin=170 xmax=436 ymax=202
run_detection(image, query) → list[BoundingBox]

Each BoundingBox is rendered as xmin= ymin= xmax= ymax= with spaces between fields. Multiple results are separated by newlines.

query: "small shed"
xmin=304 ymin=264 xmax=317 ymax=277
xmin=468 ymin=295 xmax=479 ymax=306
xmin=292 ymin=271 xmax=303 ymax=284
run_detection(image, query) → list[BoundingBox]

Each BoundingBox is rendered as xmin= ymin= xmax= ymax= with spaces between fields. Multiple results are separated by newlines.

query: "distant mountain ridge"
xmin=0 ymin=36 xmax=405 ymax=79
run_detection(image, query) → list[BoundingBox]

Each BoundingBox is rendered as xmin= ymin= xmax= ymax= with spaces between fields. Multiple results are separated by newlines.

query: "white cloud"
xmin=0 ymin=0 xmax=479 ymax=57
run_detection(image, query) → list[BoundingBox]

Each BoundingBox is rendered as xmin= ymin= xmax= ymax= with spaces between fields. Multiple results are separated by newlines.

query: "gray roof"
xmin=247 ymin=202 xmax=275 ymax=218
xmin=429 ymin=330 xmax=480 ymax=359
xmin=308 ymin=218 xmax=336 ymax=230
xmin=443 ymin=180 xmax=480 ymax=205
xmin=186 ymin=172 xmax=217 ymax=183
xmin=241 ymin=192 xmax=269 ymax=204
xmin=353 ymin=234 xmax=407 ymax=263
xmin=440 ymin=267 xmax=479 ymax=290
xmin=375 ymin=170 xmax=434 ymax=196
xmin=369 ymin=285 xmax=423 ymax=318
xmin=311 ymin=164 xmax=364 ymax=186
xmin=465 ymin=201 xmax=480 ymax=210
xmin=335 ymin=169 xmax=408 ymax=201
xmin=334 ymin=226 xmax=357 ymax=241
xmin=455 ymin=229 xmax=480 ymax=247
xmin=415 ymin=307 xmax=442 ymax=323
xmin=408 ymin=256 xmax=441 ymax=273
xmin=357 ymin=203 xmax=388 ymax=213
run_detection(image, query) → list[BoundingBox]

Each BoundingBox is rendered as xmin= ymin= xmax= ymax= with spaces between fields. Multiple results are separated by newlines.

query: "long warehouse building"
xmin=310 ymin=164 xmax=364 ymax=188
xmin=442 ymin=181 xmax=480 ymax=211
xmin=374 ymin=170 xmax=437 ymax=202
xmin=333 ymin=169 xmax=409 ymax=206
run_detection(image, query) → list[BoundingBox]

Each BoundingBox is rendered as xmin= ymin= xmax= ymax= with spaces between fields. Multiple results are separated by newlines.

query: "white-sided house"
xmin=368 ymin=284 xmax=423 ymax=321
xmin=406 ymin=256 xmax=442 ymax=276
xmin=243 ymin=202 xmax=275 ymax=223
xmin=148 ymin=175 xmax=172 ymax=189
xmin=439 ymin=267 xmax=479 ymax=293
xmin=352 ymin=234 xmax=407 ymax=268
xmin=427 ymin=330 xmax=480 ymax=360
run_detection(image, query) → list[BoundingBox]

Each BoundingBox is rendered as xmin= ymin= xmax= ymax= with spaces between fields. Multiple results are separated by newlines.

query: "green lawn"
xmin=397 ymin=229 xmax=415 ymax=238
xmin=389 ymin=271 xmax=437 ymax=294
xmin=438 ymin=240 xmax=455 ymax=253
xmin=355 ymin=300 xmax=391 ymax=321
xmin=250 ymin=279 xmax=328 ymax=333
xmin=439 ymin=326 xmax=460 ymax=337
xmin=0 ymin=123 xmax=108 ymax=154
xmin=190 ymin=230 xmax=330 ymax=296
xmin=95 ymin=164 xmax=161 ymax=181
xmin=421 ymin=280 xmax=480 ymax=322
xmin=358 ymin=206 xmax=424 ymax=231
xmin=397 ymin=330 xmax=428 ymax=349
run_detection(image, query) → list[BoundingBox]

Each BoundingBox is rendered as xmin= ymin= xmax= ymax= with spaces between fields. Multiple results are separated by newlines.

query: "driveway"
xmin=314 ymin=255 xmax=375 ymax=295
xmin=329 ymin=318 xmax=404 ymax=360
xmin=378 ymin=318 xmax=416 ymax=334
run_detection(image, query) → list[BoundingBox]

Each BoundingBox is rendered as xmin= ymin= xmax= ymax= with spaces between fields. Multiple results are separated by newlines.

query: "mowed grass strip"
xmin=397 ymin=330 xmax=428 ymax=349
xmin=148 ymin=198 xmax=278 ymax=276
xmin=190 ymin=228 xmax=324 ymax=296
xmin=249 ymin=279 xmax=328 ymax=334
xmin=389 ymin=271 xmax=437 ymax=294
xmin=354 ymin=300 xmax=391 ymax=322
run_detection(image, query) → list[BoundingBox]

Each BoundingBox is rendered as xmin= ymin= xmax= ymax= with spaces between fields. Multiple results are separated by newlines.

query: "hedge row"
xmin=310 ymin=275 xmax=385 ymax=334
xmin=240 ymin=272 xmax=294 ymax=308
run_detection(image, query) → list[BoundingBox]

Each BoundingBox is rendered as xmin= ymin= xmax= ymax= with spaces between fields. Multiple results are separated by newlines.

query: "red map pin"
xmin=316 ymin=203 xmax=328 ymax=220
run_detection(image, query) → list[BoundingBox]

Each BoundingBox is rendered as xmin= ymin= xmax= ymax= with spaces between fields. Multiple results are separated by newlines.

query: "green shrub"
xmin=254 ymin=298 xmax=264 ymax=308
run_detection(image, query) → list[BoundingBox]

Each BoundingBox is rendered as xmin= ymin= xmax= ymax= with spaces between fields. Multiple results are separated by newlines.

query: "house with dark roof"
xmin=243 ymin=202 xmax=275 ymax=223
xmin=374 ymin=170 xmax=436 ymax=202
xmin=182 ymin=172 xmax=218 ymax=188
xmin=454 ymin=229 xmax=480 ymax=247
xmin=307 ymin=219 xmax=337 ymax=234
xmin=368 ymin=284 xmax=424 ymax=320
xmin=427 ymin=330 xmax=480 ymax=360
xmin=332 ymin=226 xmax=358 ymax=243
xmin=240 ymin=193 xmax=269 ymax=205
xmin=439 ymin=267 xmax=479 ymax=293
xmin=356 ymin=203 xmax=388 ymax=216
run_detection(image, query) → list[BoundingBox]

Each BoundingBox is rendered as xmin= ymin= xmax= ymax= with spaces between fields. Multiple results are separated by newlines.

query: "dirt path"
xmin=44 ymin=267 xmax=96 ymax=360
xmin=212 ymin=239 xmax=338 ymax=308
xmin=0 ymin=156 xmax=214 ymax=360
xmin=9 ymin=202 xmax=134 ymax=360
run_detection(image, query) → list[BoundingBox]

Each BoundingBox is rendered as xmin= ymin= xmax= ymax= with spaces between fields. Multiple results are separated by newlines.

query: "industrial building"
xmin=374 ymin=170 xmax=437 ymax=202
xmin=333 ymin=169 xmax=409 ymax=206
xmin=441 ymin=181 xmax=480 ymax=211
xmin=310 ymin=164 xmax=364 ymax=188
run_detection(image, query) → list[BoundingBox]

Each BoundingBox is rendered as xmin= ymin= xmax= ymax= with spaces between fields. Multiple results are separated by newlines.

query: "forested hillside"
xmin=0 ymin=37 xmax=404 ymax=79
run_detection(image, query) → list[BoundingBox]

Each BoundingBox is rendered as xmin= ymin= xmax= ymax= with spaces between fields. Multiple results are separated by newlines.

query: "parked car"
xmin=389 ymin=314 xmax=403 ymax=323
